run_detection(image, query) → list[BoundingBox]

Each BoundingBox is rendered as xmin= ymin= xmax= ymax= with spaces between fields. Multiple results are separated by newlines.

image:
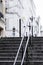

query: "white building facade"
xmin=5 ymin=0 xmax=36 ymax=37
xmin=0 ymin=0 xmax=5 ymax=37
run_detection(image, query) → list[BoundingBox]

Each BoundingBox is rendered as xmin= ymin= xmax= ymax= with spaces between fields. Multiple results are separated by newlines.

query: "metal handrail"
xmin=13 ymin=21 xmax=29 ymax=65
xmin=21 ymin=35 xmax=29 ymax=65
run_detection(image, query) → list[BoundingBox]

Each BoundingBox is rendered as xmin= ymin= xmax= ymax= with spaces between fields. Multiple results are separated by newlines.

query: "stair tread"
xmin=29 ymin=60 xmax=43 ymax=62
xmin=0 ymin=37 xmax=27 ymax=65
xmin=0 ymin=60 xmax=28 ymax=62
xmin=29 ymin=37 xmax=43 ymax=62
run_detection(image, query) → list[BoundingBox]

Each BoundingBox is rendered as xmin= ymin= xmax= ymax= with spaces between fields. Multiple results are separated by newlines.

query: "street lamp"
xmin=30 ymin=16 xmax=34 ymax=37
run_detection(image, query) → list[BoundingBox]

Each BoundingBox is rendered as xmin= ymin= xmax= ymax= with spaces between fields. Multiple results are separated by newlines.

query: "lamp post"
xmin=19 ymin=19 xmax=21 ymax=37
xmin=30 ymin=16 xmax=33 ymax=37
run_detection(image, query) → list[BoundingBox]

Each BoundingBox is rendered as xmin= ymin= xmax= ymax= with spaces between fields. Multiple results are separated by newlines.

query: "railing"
xmin=13 ymin=21 xmax=30 ymax=65
xmin=21 ymin=35 xmax=29 ymax=65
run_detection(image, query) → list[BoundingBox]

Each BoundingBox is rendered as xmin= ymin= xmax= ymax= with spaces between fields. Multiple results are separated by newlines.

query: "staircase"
xmin=28 ymin=37 xmax=43 ymax=65
xmin=0 ymin=37 xmax=28 ymax=65
xmin=0 ymin=37 xmax=43 ymax=65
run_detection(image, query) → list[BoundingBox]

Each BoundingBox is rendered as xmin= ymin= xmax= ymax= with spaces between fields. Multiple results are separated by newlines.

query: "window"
xmin=0 ymin=0 xmax=2 ymax=3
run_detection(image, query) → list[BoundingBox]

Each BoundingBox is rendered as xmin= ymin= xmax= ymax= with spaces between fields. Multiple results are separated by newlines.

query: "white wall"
xmin=0 ymin=2 xmax=3 ymax=13
xmin=5 ymin=0 xmax=36 ymax=37
xmin=0 ymin=19 xmax=5 ymax=37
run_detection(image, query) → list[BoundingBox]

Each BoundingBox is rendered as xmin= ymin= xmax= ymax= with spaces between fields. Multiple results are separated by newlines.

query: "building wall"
xmin=2 ymin=0 xmax=5 ymax=15
xmin=0 ymin=0 xmax=5 ymax=15
xmin=0 ymin=1 xmax=3 ymax=13
xmin=0 ymin=0 xmax=5 ymax=37
xmin=5 ymin=0 xmax=36 ymax=37
xmin=0 ymin=20 xmax=5 ymax=37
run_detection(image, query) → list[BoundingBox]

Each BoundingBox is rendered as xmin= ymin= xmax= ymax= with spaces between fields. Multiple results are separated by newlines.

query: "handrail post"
xmin=19 ymin=19 xmax=21 ymax=37
xmin=22 ymin=45 xmax=23 ymax=59
xmin=26 ymin=46 xmax=28 ymax=65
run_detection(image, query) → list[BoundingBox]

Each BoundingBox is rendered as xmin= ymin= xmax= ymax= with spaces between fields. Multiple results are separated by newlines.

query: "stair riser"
xmin=0 ymin=37 xmax=28 ymax=65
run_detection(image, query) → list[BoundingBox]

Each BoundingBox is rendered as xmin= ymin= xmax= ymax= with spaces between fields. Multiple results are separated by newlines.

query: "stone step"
xmin=0 ymin=37 xmax=27 ymax=41
xmin=28 ymin=53 xmax=43 ymax=55
xmin=0 ymin=37 xmax=28 ymax=65
xmin=31 ymin=37 xmax=43 ymax=41
xmin=0 ymin=41 xmax=26 ymax=44
xmin=31 ymin=47 xmax=43 ymax=49
xmin=0 ymin=61 xmax=28 ymax=65
xmin=31 ymin=42 xmax=43 ymax=45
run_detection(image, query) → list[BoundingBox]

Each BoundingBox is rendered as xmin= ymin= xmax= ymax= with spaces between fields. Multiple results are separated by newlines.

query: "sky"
xmin=34 ymin=0 xmax=43 ymax=27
